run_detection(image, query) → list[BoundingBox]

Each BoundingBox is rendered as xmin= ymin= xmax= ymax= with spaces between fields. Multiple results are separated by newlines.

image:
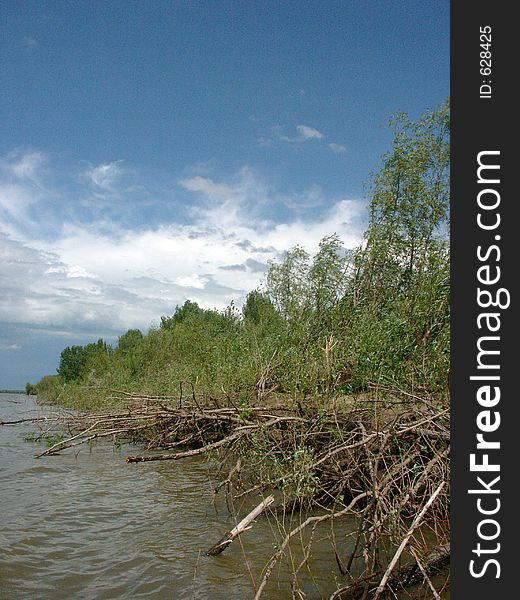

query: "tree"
xmin=344 ymin=100 xmax=450 ymax=392
xmin=25 ymin=382 xmax=37 ymax=395
xmin=160 ymin=300 xmax=204 ymax=329
xmin=242 ymin=290 xmax=280 ymax=327
xmin=359 ymin=99 xmax=450 ymax=301
xmin=117 ymin=329 xmax=143 ymax=354
xmin=265 ymin=246 xmax=311 ymax=320
xmin=57 ymin=339 xmax=111 ymax=382
xmin=57 ymin=345 xmax=89 ymax=382
xmin=308 ymin=234 xmax=349 ymax=316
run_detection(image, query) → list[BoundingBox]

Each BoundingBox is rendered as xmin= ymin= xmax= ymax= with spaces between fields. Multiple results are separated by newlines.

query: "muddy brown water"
xmin=1 ymin=394 xmax=370 ymax=599
xmin=1 ymin=394 xmax=449 ymax=599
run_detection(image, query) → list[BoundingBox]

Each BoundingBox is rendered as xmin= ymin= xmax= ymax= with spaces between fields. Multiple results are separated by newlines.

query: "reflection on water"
xmin=1 ymin=394 xmax=364 ymax=599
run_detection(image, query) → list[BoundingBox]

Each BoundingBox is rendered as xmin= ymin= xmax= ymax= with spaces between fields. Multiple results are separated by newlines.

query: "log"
xmin=126 ymin=430 xmax=246 ymax=463
xmin=331 ymin=543 xmax=450 ymax=599
xmin=206 ymin=495 xmax=275 ymax=556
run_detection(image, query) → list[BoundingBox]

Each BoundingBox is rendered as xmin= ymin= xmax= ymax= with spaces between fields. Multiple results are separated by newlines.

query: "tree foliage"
xmin=57 ymin=339 xmax=111 ymax=383
xmin=359 ymin=100 xmax=450 ymax=302
xmin=117 ymin=329 xmax=143 ymax=354
xmin=38 ymin=100 xmax=450 ymax=406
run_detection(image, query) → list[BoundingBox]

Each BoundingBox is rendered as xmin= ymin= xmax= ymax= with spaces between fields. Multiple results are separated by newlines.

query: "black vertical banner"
xmin=451 ymin=2 xmax=515 ymax=598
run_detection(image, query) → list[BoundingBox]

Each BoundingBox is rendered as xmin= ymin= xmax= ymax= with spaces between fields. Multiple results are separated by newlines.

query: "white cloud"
xmin=179 ymin=176 xmax=234 ymax=199
xmin=0 ymin=183 xmax=34 ymax=227
xmin=297 ymin=124 xmax=324 ymax=140
xmin=176 ymin=274 xmax=206 ymax=289
xmin=88 ymin=161 xmax=123 ymax=189
xmin=329 ymin=142 xmax=347 ymax=154
xmin=1 ymin=150 xmax=45 ymax=181
xmin=44 ymin=264 xmax=99 ymax=279
xmin=0 ymin=151 xmax=48 ymax=230
xmin=267 ymin=124 xmax=326 ymax=146
xmin=0 ymin=192 xmax=364 ymax=338
xmin=180 ymin=167 xmax=275 ymax=229
xmin=0 ymin=156 xmax=367 ymax=342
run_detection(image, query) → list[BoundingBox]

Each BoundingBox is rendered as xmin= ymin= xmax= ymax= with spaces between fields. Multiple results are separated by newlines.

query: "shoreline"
xmin=27 ymin=388 xmax=450 ymax=599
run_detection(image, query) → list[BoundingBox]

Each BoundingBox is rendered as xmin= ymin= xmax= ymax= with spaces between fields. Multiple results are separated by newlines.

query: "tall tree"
xmin=359 ymin=100 xmax=450 ymax=302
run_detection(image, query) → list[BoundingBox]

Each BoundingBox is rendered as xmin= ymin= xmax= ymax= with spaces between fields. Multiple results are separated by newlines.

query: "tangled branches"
xmin=17 ymin=389 xmax=450 ymax=598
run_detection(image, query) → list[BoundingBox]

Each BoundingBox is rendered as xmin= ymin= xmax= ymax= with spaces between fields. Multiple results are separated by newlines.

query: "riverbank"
xmin=20 ymin=102 xmax=451 ymax=596
xmin=24 ymin=388 xmax=450 ymax=598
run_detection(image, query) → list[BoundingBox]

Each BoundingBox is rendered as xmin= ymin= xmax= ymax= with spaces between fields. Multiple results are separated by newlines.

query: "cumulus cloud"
xmin=0 ymin=196 xmax=364 ymax=339
xmin=0 ymin=155 xmax=366 ymax=349
xmin=0 ymin=232 xmax=235 ymax=337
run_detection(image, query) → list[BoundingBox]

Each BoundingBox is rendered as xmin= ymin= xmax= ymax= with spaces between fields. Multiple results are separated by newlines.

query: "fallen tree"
xmin=11 ymin=388 xmax=450 ymax=598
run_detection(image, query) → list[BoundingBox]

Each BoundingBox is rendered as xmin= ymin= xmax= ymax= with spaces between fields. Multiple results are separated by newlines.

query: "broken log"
xmin=206 ymin=494 xmax=275 ymax=556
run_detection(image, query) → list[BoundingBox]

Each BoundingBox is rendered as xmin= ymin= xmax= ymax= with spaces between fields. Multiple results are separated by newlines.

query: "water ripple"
xmin=1 ymin=395 xmax=357 ymax=599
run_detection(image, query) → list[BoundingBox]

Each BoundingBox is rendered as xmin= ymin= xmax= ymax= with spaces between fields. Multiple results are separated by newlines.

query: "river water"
xmin=1 ymin=394 xmax=365 ymax=599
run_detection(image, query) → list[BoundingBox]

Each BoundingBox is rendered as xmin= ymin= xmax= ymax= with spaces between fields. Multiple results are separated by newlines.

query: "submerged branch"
xmin=20 ymin=391 xmax=449 ymax=598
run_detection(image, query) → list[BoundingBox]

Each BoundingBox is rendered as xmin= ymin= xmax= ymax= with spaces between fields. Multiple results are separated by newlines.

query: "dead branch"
xmin=254 ymin=492 xmax=371 ymax=600
xmin=126 ymin=429 xmax=247 ymax=463
xmin=373 ymin=481 xmax=445 ymax=599
xmin=19 ymin=389 xmax=450 ymax=600
xmin=206 ymin=495 xmax=275 ymax=556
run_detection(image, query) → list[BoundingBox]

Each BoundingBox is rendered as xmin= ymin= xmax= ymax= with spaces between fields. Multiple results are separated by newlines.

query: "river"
xmin=1 ymin=394 xmax=366 ymax=599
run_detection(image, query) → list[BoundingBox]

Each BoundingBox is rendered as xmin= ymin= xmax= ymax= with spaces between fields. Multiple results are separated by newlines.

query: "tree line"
xmin=31 ymin=100 xmax=450 ymax=410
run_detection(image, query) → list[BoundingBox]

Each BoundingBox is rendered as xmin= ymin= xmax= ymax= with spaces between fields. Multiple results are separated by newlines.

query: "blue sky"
xmin=0 ymin=1 xmax=449 ymax=389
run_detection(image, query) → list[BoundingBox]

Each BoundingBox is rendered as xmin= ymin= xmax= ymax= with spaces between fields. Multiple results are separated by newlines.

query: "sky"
xmin=0 ymin=0 xmax=449 ymax=389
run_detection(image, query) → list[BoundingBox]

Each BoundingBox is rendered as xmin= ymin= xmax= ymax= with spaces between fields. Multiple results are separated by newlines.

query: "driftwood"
xmin=399 ymin=542 xmax=450 ymax=584
xmin=373 ymin=481 xmax=445 ymax=599
xmin=206 ymin=495 xmax=275 ymax=556
xmin=126 ymin=430 xmax=247 ymax=463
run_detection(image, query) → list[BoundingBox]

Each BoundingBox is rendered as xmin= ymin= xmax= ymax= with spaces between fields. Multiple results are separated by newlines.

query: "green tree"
xmin=359 ymin=100 xmax=450 ymax=302
xmin=265 ymin=246 xmax=311 ymax=320
xmin=117 ymin=329 xmax=143 ymax=354
xmin=160 ymin=300 xmax=204 ymax=329
xmin=309 ymin=234 xmax=349 ymax=316
xmin=57 ymin=345 xmax=89 ymax=382
xmin=242 ymin=290 xmax=280 ymax=327
xmin=345 ymin=99 xmax=450 ymax=392
xmin=25 ymin=382 xmax=38 ymax=395
xmin=57 ymin=339 xmax=111 ymax=382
